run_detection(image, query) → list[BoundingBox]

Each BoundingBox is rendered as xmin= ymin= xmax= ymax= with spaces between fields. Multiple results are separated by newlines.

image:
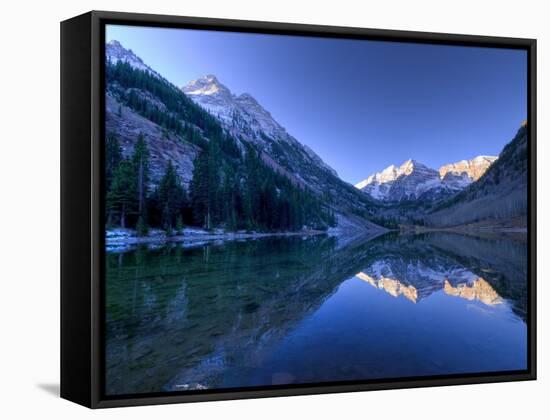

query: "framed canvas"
xmin=60 ymin=10 xmax=536 ymax=408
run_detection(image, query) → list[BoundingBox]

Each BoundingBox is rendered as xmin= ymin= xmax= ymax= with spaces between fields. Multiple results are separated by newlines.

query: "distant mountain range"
xmin=355 ymin=156 xmax=497 ymax=202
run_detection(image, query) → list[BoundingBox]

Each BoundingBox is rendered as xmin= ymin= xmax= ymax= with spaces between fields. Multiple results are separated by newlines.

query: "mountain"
xmin=426 ymin=124 xmax=528 ymax=227
xmin=355 ymin=156 xmax=497 ymax=202
xmin=105 ymin=40 xmax=200 ymax=188
xmin=105 ymin=49 xmax=336 ymax=232
xmin=104 ymin=40 xmax=381 ymax=233
xmin=354 ymin=164 xmax=401 ymax=200
xmin=386 ymin=160 xmax=442 ymax=201
xmin=106 ymin=40 xmax=163 ymax=79
xmin=182 ymin=74 xmax=380 ymax=231
xmin=182 ymin=75 xmax=338 ymax=178
xmin=439 ymin=155 xmax=497 ymax=181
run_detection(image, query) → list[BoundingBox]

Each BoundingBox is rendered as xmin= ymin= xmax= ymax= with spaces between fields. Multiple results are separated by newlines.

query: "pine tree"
xmin=190 ymin=149 xmax=211 ymax=228
xmin=176 ymin=215 xmax=184 ymax=233
xmin=206 ymin=138 xmax=222 ymax=226
xmin=154 ymin=160 xmax=185 ymax=230
xmin=136 ymin=216 xmax=148 ymax=236
xmin=106 ymin=159 xmax=137 ymax=228
xmin=132 ymin=133 xmax=150 ymax=225
xmin=105 ymin=133 xmax=122 ymax=190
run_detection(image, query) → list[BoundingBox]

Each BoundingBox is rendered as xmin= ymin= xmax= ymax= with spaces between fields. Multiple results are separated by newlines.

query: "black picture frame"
xmin=61 ymin=10 xmax=537 ymax=409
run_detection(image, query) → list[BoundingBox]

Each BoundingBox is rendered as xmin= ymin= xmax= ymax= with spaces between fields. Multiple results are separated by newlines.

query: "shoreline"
xmin=401 ymin=226 xmax=527 ymax=234
xmin=106 ymin=228 xmax=328 ymax=251
xmin=399 ymin=223 xmax=527 ymax=242
xmin=106 ymin=219 xmax=527 ymax=253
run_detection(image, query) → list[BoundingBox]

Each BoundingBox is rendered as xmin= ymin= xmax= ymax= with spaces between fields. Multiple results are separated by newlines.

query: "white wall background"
xmin=0 ymin=0 xmax=547 ymax=418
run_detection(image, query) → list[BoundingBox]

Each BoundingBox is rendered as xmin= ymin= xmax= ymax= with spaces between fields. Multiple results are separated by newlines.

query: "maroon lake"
xmin=104 ymin=232 xmax=528 ymax=395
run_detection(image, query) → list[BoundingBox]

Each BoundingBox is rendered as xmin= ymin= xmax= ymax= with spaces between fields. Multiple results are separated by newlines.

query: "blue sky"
xmin=106 ymin=25 xmax=527 ymax=184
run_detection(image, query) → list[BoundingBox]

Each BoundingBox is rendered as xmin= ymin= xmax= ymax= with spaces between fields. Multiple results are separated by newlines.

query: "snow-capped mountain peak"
xmin=182 ymin=74 xmax=337 ymax=177
xmin=355 ymin=164 xmax=400 ymax=191
xmin=184 ymin=74 xmax=231 ymax=97
xmin=356 ymin=155 xmax=497 ymax=202
xmin=378 ymin=164 xmax=400 ymax=180
xmin=182 ymin=75 xmax=284 ymax=138
xmin=439 ymin=155 xmax=497 ymax=181
xmin=401 ymin=159 xmax=428 ymax=174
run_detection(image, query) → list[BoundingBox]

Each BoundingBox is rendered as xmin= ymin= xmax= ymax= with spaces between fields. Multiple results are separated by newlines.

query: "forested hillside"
xmin=105 ymin=59 xmax=335 ymax=233
xmin=425 ymin=124 xmax=528 ymax=227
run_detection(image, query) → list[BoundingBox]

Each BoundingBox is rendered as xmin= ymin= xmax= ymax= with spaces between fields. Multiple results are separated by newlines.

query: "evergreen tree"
xmin=106 ymin=159 xmax=137 ymax=228
xmin=105 ymin=133 xmax=122 ymax=190
xmin=176 ymin=215 xmax=184 ymax=232
xmin=154 ymin=160 xmax=185 ymax=230
xmin=206 ymin=138 xmax=222 ymax=225
xmin=190 ymin=149 xmax=210 ymax=228
xmin=190 ymin=139 xmax=223 ymax=229
xmin=136 ymin=216 xmax=148 ymax=236
xmin=132 ymin=133 xmax=150 ymax=225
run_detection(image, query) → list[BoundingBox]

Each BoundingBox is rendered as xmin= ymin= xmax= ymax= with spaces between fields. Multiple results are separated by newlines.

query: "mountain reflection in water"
xmin=356 ymin=266 xmax=503 ymax=306
xmin=105 ymin=232 xmax=528 ymax=396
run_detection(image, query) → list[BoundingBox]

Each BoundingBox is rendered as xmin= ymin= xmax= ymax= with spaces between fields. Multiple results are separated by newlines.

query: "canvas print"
xmin=104 ymin=24 xmax=528 ymax=396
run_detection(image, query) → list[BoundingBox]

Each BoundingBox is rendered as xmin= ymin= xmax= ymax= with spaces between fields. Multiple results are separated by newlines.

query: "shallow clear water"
xmin=105 ymin=232 xmax=527 ymax=395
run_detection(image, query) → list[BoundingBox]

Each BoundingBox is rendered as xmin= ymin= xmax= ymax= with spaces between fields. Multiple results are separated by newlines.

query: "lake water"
xmin=104 ymin=232 xmax=528 ymax=396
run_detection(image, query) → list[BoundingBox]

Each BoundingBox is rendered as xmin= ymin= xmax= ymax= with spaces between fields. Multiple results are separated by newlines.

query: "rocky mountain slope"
xmin=105 ymin=95 xmax=200 ymax=188
xmin=107 ymin=40 xmax=164 ymax=79
xmin=106 ymin=40 xmax=203 ymax=188
xmin=426 ymin=124 xmax=528 ymax=227
xmin=439 ymin=155 xmax=497 ymax=181
xmin=356 ymin=156 xmax=497 ymax=202
xmin=182 ymin=75 xmax=338 ymax=177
